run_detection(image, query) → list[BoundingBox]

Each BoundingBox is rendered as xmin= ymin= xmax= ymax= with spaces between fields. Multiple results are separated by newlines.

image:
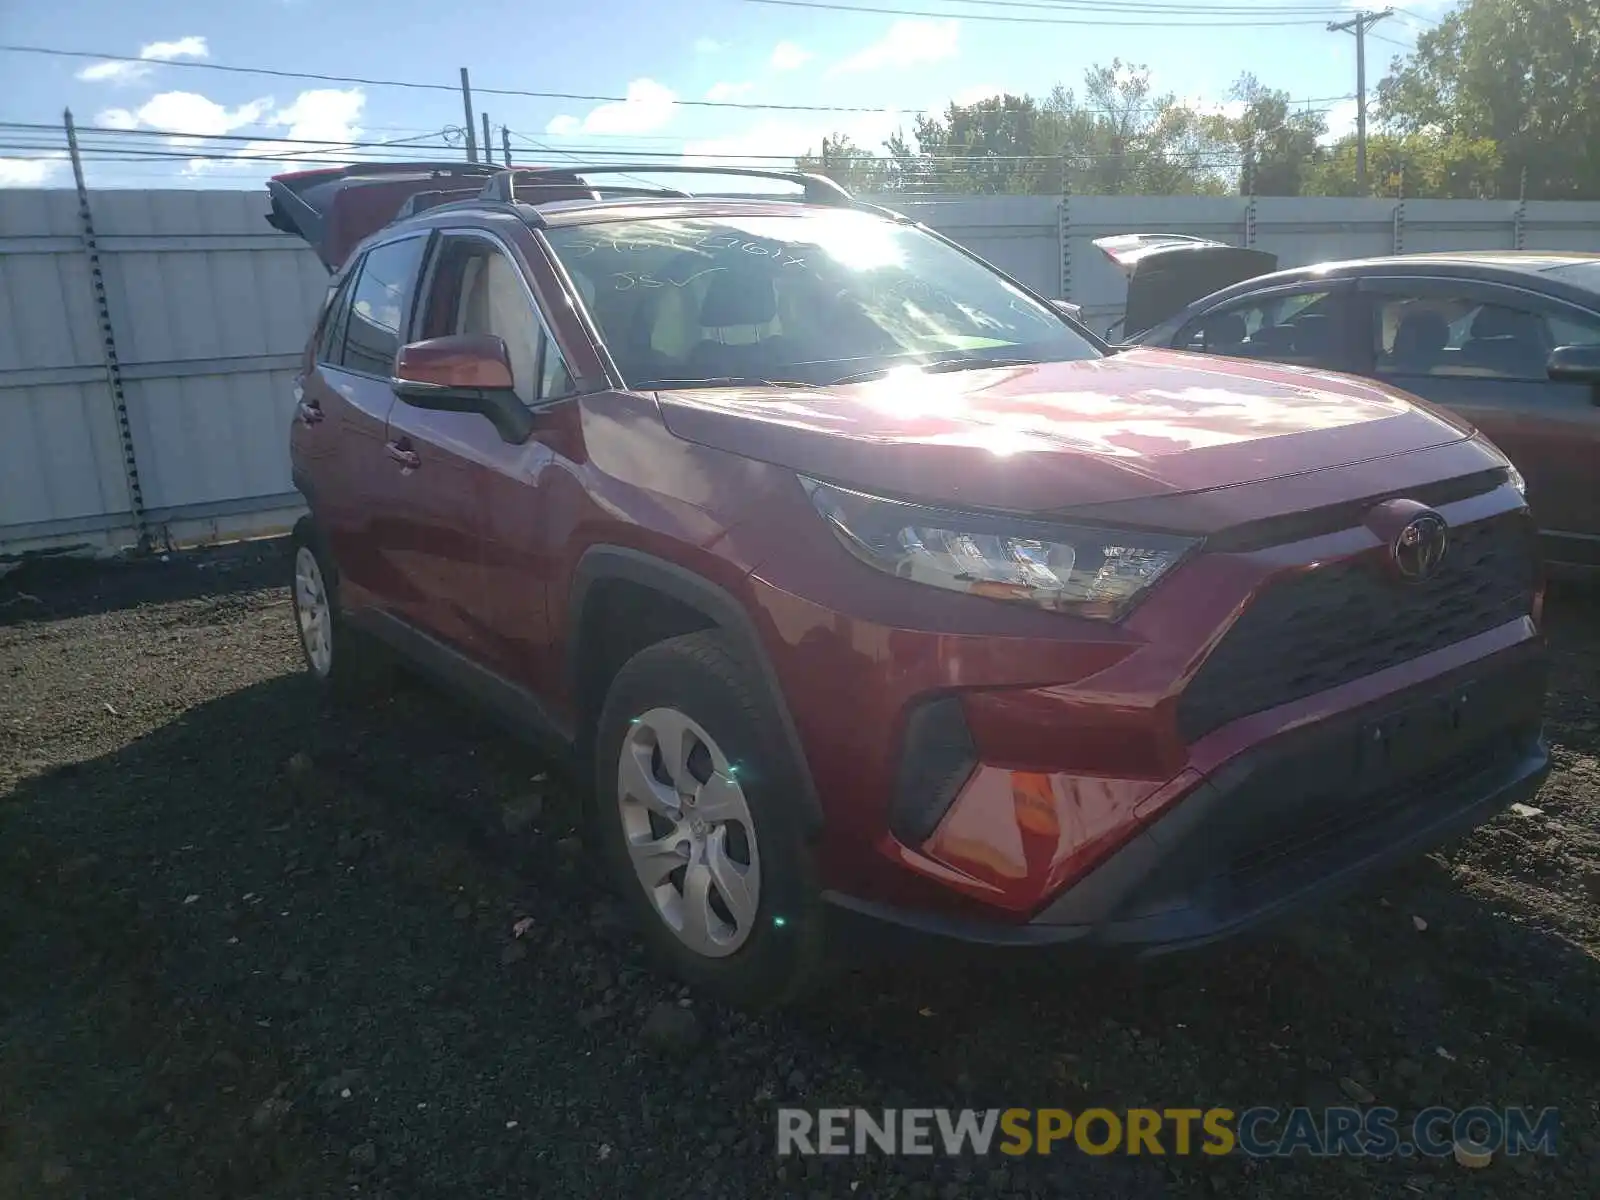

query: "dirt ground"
xmin=1 ymin=541 xmax=1596 ymax=1200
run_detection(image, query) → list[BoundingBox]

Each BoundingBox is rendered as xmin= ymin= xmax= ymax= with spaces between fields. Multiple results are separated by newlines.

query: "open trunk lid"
xmin=264 ymin=162 xmax=592 ymax=271
xmin=1093 ymin=233 xmax=1278 ymax=338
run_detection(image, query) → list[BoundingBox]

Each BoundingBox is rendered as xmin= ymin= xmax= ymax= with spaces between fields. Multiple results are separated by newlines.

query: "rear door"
xmin=1354 ymin=275 xmax=1600 ymax=561
xmin=299 ymin=233 xmax=429 ymax=610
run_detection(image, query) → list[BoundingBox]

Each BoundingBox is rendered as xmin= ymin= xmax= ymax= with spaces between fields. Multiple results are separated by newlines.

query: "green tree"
xmin=1304 ymin=130 xmax=1502 ymax=198
xmin=795 ymin=133 xmax=902 ymax=193
xmin=1209 ymin=74 xmax=1329 ymax=196
xmin=904 ymin=93 xmax=1062 ymax=193
xmin=1376 ymin=0 xmax=1600 ymax=198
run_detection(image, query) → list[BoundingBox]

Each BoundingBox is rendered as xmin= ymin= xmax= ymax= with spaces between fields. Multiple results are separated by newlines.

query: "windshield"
xmin=542 ymin=211 xmax=1100 ymax=388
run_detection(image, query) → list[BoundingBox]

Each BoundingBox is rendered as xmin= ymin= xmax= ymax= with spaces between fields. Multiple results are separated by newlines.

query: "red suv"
xmin=270 ymin=161 xmax=1550 ymax=1006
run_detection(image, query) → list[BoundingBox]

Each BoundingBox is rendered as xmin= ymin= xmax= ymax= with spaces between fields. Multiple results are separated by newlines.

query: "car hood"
xmin=653 ymin=349 xmax=1476 ymax=514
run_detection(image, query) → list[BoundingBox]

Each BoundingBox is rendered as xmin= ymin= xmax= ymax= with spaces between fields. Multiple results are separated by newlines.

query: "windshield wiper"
xmin=631 ymin=376 xmax=820 ymax=391
xmin=828 ymin=356 xmax=1042 ymax=386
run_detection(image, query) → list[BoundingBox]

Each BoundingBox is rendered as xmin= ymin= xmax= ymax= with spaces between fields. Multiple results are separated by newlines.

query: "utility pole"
xmin=1327 ymin=8 xmax=1393 ymax=194
xmin=481 ymin=111 xmax=493 ymax=168
xmin=459 ymin=67 xmax=478 ymax=162
xmin=502 ymin=125 xmax=512 ymax=167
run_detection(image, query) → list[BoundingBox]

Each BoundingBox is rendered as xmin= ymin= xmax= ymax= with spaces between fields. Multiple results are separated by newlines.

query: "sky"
xmin=0 ymin=0 xmax=1453 ymax=190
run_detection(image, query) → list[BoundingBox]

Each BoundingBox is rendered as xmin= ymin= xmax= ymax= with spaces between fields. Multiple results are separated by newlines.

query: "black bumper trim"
xmin=823 ymin=647 xmax=1550 ymax=954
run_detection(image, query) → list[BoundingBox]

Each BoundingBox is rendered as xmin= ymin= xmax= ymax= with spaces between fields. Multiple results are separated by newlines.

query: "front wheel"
xmin=593 ymin=630 xmax=827 ymax=1007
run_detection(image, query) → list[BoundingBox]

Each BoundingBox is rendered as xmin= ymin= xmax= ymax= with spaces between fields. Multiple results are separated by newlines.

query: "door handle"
xmin=293 ymin=380 xmax=323 ymax=425
xmin=386 ymin=441 xmax=421 ymax=470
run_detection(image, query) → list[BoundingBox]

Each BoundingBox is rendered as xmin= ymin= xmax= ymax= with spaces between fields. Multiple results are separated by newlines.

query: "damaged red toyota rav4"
xmin=271 ymin=161 xmax=1549 ymax=1006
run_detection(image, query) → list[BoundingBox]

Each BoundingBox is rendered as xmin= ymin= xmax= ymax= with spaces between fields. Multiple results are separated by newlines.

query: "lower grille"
xmin=1225 ymin=740 xmax=1506 ymax=888
xmin=1176 ymin=512 xmax=1537 ymax=742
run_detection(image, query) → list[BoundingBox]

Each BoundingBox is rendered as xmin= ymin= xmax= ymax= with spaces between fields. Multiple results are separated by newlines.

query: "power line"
xmin=830 ymin=0 xmax=1358 ymax=12
xmin=834 ymin=0 xmax=1356 ymax=14
xmin=0 ymin=43 xmax=922 ymax=114
xmin=0 ymin=121 xmax=457 ymax=153
xmin=739 ymin=0 xmax=1342 ymax=25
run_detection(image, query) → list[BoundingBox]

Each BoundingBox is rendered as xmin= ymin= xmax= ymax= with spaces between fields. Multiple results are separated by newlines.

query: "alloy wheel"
xmin=616 ymin=706 xmax=762 ymax=958
xmin=293 ymin=546 xmax=333 ymax=678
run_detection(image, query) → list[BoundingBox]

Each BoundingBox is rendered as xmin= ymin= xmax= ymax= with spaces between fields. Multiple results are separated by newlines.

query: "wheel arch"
xmin=567 ymin=545 xmax=823 ymax=834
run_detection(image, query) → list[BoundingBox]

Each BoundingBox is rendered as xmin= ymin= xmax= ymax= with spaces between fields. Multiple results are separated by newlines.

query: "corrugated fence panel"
xmin=1523 ymin=202 xmax=1600 ymax=251
xmin=124 ymin=367 xmax=301 ymax=511
xmin=0 ymin=380 xmax=127 ymax=532
xmin=92 ymin=190 xmax=329 ymax=513
xmin=0 ymin=189 xmax=134 ymax=543
xmin=872 ymin=196 xmax=1063 ymax=298
xmin=1399 ymin=200 xmax=1520 ymax=252
xmin=2 ymin=186 xmax=1598 ymax=556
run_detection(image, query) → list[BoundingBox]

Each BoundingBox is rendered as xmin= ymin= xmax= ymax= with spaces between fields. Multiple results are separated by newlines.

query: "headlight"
xmin=801 ymin=477 xmax=1198 ymax=620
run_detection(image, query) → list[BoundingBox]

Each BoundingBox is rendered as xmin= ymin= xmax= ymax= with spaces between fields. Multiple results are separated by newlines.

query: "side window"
xmin=417 ymin=234 xmax=575 ymax=405
xmin=539 ymin=328 xmax=576 ymax=400
xmin=1547 ymin=311 xmax=1600 ymax=349
xmin=1176 ymin=290 xmax=1341 ymax=367
xmin=317 ymin=269 xmax=357 ymax=365
xmin=1372 ymin=290 xmax=1600 ymax=382
xmin=339 ymin=236 xmax=427 ymax=377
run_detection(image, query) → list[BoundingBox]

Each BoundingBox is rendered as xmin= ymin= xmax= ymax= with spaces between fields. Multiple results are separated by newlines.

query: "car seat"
xmin=1389 ymin=309 xmax=1451 ymax=373
xmin=1458 ymin=305 xmax=1550 ymax=378
xmin=686 ymin=271 xmax=794 ymax=379
xmin=456 ymin=253 xmax=540 ymax=403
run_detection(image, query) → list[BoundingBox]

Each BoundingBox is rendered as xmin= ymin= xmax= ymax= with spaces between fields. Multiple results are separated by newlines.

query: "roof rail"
xmin=478 ymin=164 xmax=856 ymax=208
xmin=270 ymin=161 xmax=502 ymax=184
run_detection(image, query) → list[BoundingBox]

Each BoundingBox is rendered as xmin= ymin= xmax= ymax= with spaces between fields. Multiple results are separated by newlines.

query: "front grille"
xmin=1176 ymin=513 xmax=1537 ymax=742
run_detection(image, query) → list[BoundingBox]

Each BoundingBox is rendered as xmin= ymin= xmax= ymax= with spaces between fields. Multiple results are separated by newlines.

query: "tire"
xmin=289 ymin=518 xmax=393 ymax=700
xmin=593 ymin=630 xmax=827 ymax=1008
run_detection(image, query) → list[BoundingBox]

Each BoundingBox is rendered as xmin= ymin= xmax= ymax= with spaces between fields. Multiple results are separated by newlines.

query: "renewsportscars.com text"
xmin=775 ymin=1106 xmax=1560 ymax=1159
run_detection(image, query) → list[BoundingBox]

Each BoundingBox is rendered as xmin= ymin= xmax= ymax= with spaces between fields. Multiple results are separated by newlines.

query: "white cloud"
xmin=78 ymin=61 xmax=153 ymax=85
xmin=0 ymin=153 xmax=66 ymax=187
xmin=545 ymin=79 xmax=678 ymax=137
xmin=76 ymin=35 xmax=209 ymax=85
xmin=694 ymin=37 xmax=727 ymax=54
xmin=829 ymin=19 xmax=958 ymax=76
xmin=188 ymin=88 xmax=366 ymax=174
xmin=1321 ymin=97 xmax=1360 ymax=144
xmin=770 ymin=41 xmax=813 ymax=71
xmin=134 ymin=91 xmax=275 ymax=137
xmin=89 ymin=85 xmax=367 ymax=175
xmin=705 ymin=81 xmax=754 ymax=102
xmin=140 ymin=36 xmax=209 ymax=61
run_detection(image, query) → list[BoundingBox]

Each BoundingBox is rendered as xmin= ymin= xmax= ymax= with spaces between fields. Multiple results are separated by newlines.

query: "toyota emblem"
xmin=1392 ymin=512 xmax=1450 ymax=581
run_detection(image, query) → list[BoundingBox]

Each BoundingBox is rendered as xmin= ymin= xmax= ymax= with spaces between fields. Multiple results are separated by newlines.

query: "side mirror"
xmin=1547 ymin=344 xmax=1600 ymax=397
xmin=392 ymin=334 xmax=534 ymax=443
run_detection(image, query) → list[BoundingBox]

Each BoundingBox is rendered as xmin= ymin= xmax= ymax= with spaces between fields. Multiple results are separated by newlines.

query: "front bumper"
xmin=822 ymin=646 xmax=1549 ymax=952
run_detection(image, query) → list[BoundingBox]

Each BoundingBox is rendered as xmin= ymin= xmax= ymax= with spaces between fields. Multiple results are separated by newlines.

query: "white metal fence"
xmin=3 ymin=186 xmax=1598 ymax=556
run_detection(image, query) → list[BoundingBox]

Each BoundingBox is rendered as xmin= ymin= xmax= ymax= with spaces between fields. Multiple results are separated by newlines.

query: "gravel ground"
xmin=1 ymin=542 xmax=1597 ymax=1199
